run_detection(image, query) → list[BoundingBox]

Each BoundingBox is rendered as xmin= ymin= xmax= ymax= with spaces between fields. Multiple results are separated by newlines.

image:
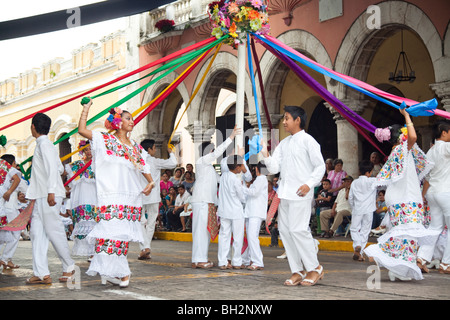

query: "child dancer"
xmin=217 ymin=155 xmax=247 ymax=269
xmin=417 ymin=120 xmax=450 ymax=274
xmin=79 ymin=98 xmax=154 ymax=288
xmin=365 ymin=108 xmax=438 ymax=281
xmin=262 ymin=106 xmax=325 ymax=286
xmin=190 ymin=125 xmax=240 ymax=269
xmin=25 ymin=113 xmax=75 ymax=285
xmin=65 ymin=140 xmax=97 ymax=259
xmin=348 ymin=160 xmax=377 ymax=261
xmin=244 ymin=161 xmax=268 ymax=270
xmin=138 ymin=140 xmax=177 ymax=260
xmin=0 ymin=154 xmax=22 ymax=270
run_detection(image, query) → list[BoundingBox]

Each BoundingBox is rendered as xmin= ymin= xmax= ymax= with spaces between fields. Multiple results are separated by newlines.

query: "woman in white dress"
xmin=365 ymin=108 xmax=439 ymax=281
xmin=65 ymin=140 xmax=97 ymax=259
xmin=78 ymin=99 xmax=154 ymax=288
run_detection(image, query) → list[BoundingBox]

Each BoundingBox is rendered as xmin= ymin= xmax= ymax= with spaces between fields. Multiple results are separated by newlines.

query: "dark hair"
xmin=199 ymin=141 xmax=214 ymax=157
xmin=359 ymin=159 xmax=374 ymax=175
xmin=432 ymin=120 xmax=450 ymax=141
xmin=140 ymin=139 xmax=155 ymax=151
xmin=333 ymin=158 xmax=343 ymax=166
xmin=256 ymin=161 xmax=267 ymax=175
xmin=284 ymin=106 xmax=307 ymax=129
xmin=32 ymin=113 xmax=51 ymax=135
xmin=388 ymin=124 xmax=403 ymax=145
xmin=378 ymin=189 xmax=386 ymax=195
xmin=1 ymin=154 xmax=15 ymax=165
xmin=322 ymin=179 xmax=331 ymax=184
xmin=227 ymin=155 xmax=244 ymax=171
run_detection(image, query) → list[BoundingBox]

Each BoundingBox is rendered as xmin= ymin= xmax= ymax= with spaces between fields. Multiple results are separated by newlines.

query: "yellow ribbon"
xmin=167 ymin=43 xmax=223 ymax=150
xmin=61 ymin=44 xmax=219 ymax=162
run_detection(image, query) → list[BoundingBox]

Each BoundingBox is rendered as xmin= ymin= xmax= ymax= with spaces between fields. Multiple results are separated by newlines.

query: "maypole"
xmin=235 ymin=33 xmax=246 ymax=150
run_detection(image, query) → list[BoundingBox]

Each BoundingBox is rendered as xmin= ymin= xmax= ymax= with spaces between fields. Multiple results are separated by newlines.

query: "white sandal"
xmin=284 ymin=271 xmax=306 ymax=286
xmin=300 ymin=265 xmax=324 ymax=286
xmin=417 ymin=257 xmax=429 ymax=273
xmin=439 ymin=263 xmax=450 ymax=274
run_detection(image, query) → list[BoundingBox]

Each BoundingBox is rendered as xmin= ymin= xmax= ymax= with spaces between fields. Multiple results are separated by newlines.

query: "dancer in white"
xmin=244 ymin=161 xmax=268 ymax=270
xmin=25 ymin=113 xmax=75 ymax=285
xmin=365 ymin=108 xmax=438 ymax=281
xmin=65 ymin=140 xmax=97 ymax=259
xmin=78 ymin=99 xmax=154 ymax=288
xmin=0 ymin=154 xmax=23 ymax=270
xmin=262 ymin=106 xmax=325 ymax=286
xmin=417 ymin=120 xmax=450 ymax=274
xmin=190 ymin=126 xmax=240 ymax=268
xmin=138 ymin=139 xmax=177 ymax=260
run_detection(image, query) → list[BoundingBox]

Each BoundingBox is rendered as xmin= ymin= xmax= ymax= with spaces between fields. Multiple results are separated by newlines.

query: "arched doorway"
xmin=308 ymin=100 xmax=337 ymax=160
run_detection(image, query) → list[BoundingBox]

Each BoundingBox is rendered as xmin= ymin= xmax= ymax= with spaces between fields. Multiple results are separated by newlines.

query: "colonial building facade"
xmin=1 ymin=0 xmax=449 ymax=177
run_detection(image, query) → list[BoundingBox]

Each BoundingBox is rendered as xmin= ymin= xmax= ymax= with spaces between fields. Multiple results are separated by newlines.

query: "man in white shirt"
xmin=262 ymin=106 xmax=325 ymax=286
xmin=138 ymin=139 xmax=177 ymax=260
xmin=25 ymin=113 xmax=75 ymax=285
xmin=320 ymin=176 xmax=353 ymax=238
xmin=190 ymin=126 xmax=240 ymax=268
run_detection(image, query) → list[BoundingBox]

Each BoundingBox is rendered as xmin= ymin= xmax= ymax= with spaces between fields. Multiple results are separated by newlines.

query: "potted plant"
xmin=155 ymin=19 xmax=175 ymax=33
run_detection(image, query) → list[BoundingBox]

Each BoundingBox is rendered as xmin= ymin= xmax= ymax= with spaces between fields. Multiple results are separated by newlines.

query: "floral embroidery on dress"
xmin=0 ymin=159 xmax=12 ymax=186
xmin=101 ymin=132 xmax=146 ymax=170
xmin=388 ymin=201 xmax=424 ymax=227
xmin=95 ymin=238 xmax=129 ymax=256
xmin=96 ymin=204 xmax=142 ymax=223
xmin=378 ymin=237 xmax=418 ymax=263
xmin=68 ymin=160 xmax=95 ymax=181
xmin=377 ymin=141 xmax=430 ymax=184
xmin=0 ymin=215 xmax=8 ymax=227
xmin=72 ymin=204 xmax=97 ymax=224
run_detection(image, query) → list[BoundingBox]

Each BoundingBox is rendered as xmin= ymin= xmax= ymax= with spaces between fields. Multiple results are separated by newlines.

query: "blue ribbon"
xmin=252 ymin=33 xmax=437 ymax=117
xmin=244 ymin=33 xmax=263 ymax=161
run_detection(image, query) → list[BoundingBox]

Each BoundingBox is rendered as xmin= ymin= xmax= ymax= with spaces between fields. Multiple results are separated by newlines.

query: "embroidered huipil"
xmin=86 ymin=131 xmax=151 ymax=278
xmin=0 ymin=159 xmax=21 ymax=227
xmin=65 ymin=160 xmax=97 ymax=255
xmin=364 ymin=140 xmax=439 ymax=280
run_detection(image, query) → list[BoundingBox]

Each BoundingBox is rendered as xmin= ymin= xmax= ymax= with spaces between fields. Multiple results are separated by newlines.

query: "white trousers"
xmin=30 ymin=197 xmax=75 ymax=279
xmin=218 ymin=217 xmax=245 ymax=267
xmin=350 ymin=213 xmax=373 ymax=253
xmin=418 ymin=192 xmax=450 ymax=264
xmin=191 ymin=202 xmax=212 ymax=263
xmin=278 ymin=199 xmax=319 ymax=273
xmin=243 ymin=217 xmax=264 ymax=267
xmin=0 ymin=231 xmax=20 ymax=263
xmin=140 ymin=203 xmax=159 ymax=251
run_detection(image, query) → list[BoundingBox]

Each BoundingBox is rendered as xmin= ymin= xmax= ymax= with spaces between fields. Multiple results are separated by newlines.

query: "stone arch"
xmin=187 ymin=51 xmax=254 ymax=128
xmin=334 ymin=0 xmax=444 ymax=98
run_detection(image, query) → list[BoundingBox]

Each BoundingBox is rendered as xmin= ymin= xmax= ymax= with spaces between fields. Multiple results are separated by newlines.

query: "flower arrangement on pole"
xmin=208 ymin=0 xmax=270 ymax=48
xmin=155 ymin=19 xmax=176 ymax=33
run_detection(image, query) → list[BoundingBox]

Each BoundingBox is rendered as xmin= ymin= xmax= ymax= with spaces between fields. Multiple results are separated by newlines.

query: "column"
xmin=430 ymin=80 xmax=450 ymax=112
xmin=325 ymin=99 xmax=368 ymax=178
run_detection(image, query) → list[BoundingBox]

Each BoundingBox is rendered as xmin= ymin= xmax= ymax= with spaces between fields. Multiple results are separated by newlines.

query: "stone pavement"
xmin=0 ymin=233 xmax=449 ymax=308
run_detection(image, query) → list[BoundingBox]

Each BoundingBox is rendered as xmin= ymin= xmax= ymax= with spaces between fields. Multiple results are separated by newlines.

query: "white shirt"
xmin=217 ymin=171 xmax=247 ymax=219
xmin=219 ymin=156 xmax=252 ymax=183
xmin=264 ymin=130 xmax=325 ymax=201
xmin=26 ymin=135 xmax=65 ymax=200
xmin=334 ymin=188 xmax=352 ymax=213
xmin=244 ymin=175 xmax=268 ymax=219
xmin=175 ymin=190 xmax=191 ymax=207
xmin=348 ymin=175 xmax=377 ymax=215
xmin=142 ymin=153 xmax=177 ymax=205
xmin=426 ymin=140 xmax=450 ymax=194
xmin=191 ymin=138 xmax=232 ymax=205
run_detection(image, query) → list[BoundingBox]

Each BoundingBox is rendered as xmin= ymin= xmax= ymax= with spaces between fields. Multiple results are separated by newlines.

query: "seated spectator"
xmin=170 ymin=168 xmax=183 ymax=187
xmin=325 ymin=158 xmax=334 ymax=177
xmin=327 ymin=159 xmax=347 ymax=196
xmin=160 ymin=172 xmax=174 ymax=194
xmin=165 ymin=186 xmax=177 ymax=231
xmin=158 ymin=188 xmax=169 ymax=230
xmin=182 ymin=163 xmax=195 ymax=181
xmin=370 ymin=152 xmax=384 ymax=177
xmin=168 ymin=185 xmax=191 ymax=232
xmin=372 ymin=189 xmax=387 ymax=230
xmin=315 ymin=179 xmax=333 ymax=214
xmin=181 ymin=171 xmax=195 ymax=194
xmin=320 ymin=176 xmax=353 ymax=238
